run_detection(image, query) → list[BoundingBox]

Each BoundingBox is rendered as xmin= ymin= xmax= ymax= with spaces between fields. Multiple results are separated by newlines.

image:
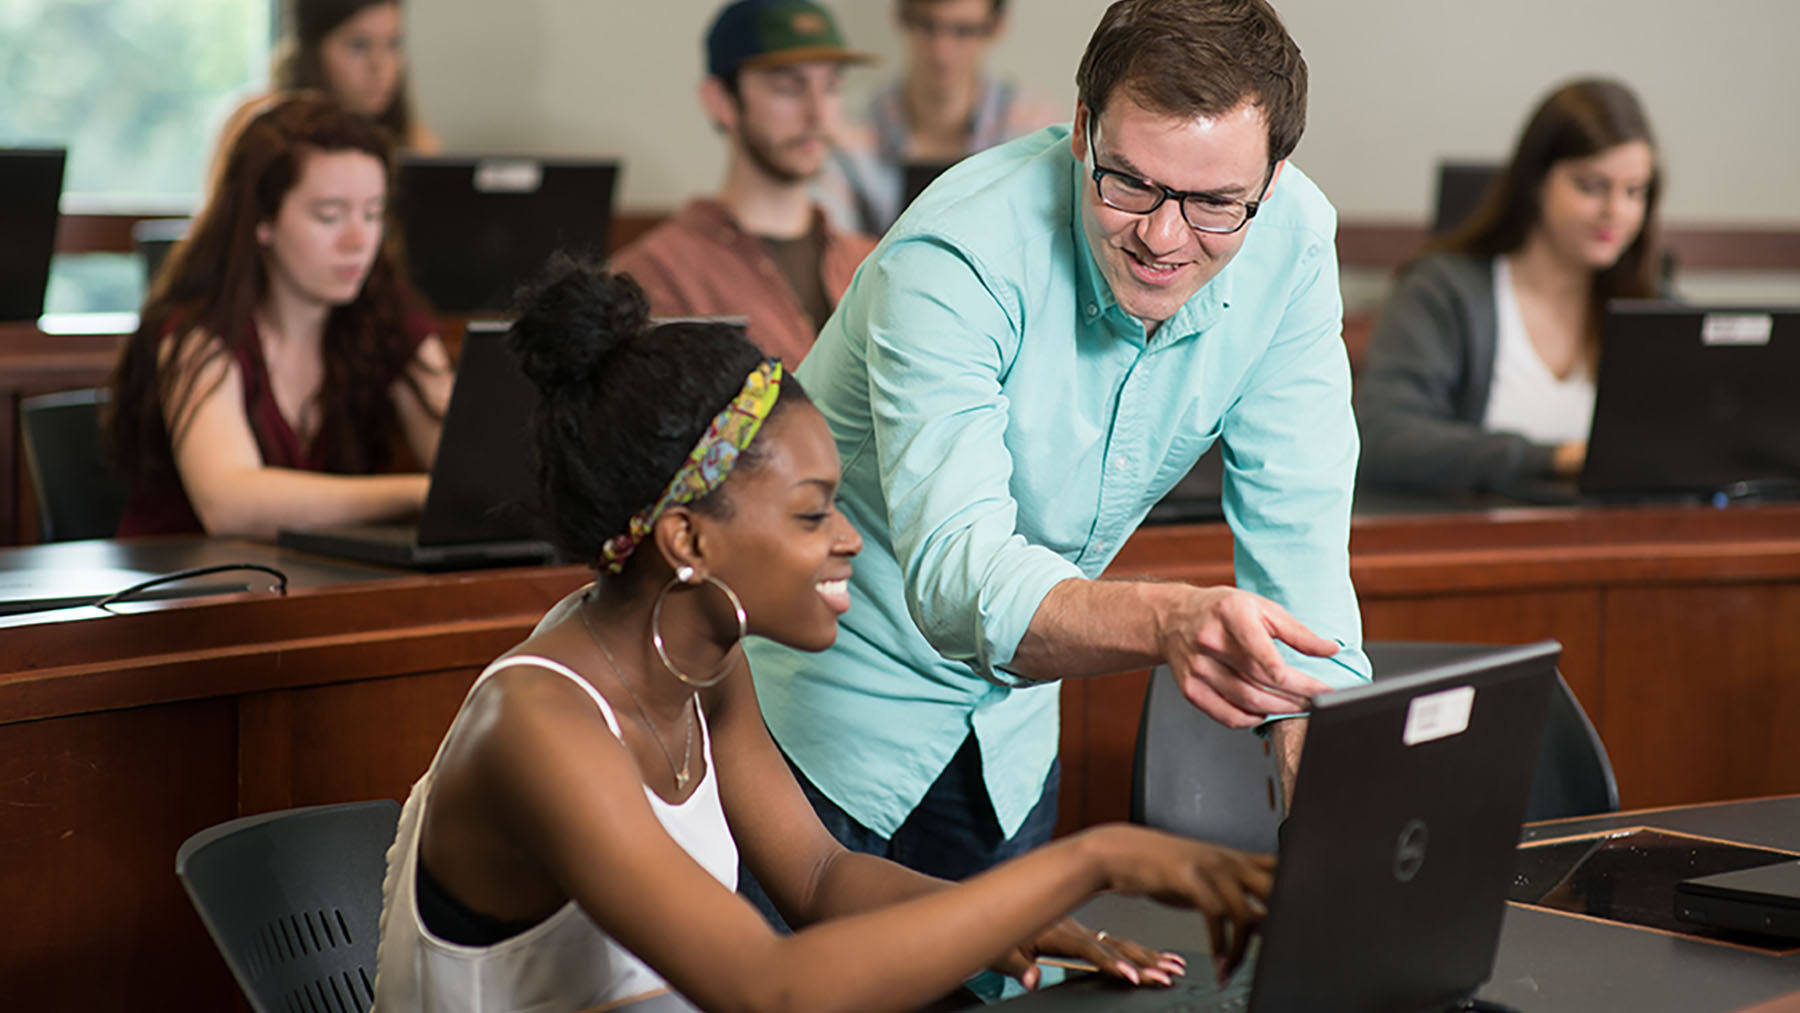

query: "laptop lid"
xmin=415 ymin=320 xmax=541 ymax=546
xmin=0 ymin=147 xmax=66 ymax=321
xmin=1431 ymin=161 xmax=1500 ymax=237
xmin=396 ymin=156 xmax=618 ymax=314
xmin=1581 ymin=302 xmax=1800 ymax=499
xmin=989 ymin=643 xmax=1558 ymax=1013
xmin=902 ymin=160 xmax=958 ymax=210
xmin=1677 ymin=861 xmax=1800 ymax=941
xmin=1249 ymin=640 xmax=1557 ymax=1013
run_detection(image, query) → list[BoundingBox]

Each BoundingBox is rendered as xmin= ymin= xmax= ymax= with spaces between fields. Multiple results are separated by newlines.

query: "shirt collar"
xmin=1066 ymin=151 xmax=1235 ymax=345
xmin=683 ymin=197 xmax=836 ymax=247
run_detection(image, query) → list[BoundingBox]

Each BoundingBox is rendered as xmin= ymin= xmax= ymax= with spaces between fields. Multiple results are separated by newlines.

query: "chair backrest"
xmin=131 ymin=216 xmax=190 ymax=291
xmin=176 ymin=800 xmax=401 ymax=1013
xmin=1131 ymin=641 xmax=1619 ymax=851
xmin=19 ymin=387 xmax=129 ymax=541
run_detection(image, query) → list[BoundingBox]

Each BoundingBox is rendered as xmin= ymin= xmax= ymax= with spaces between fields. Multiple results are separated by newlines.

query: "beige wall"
xmin=411 ymin=0 xmax=1800 ymax=227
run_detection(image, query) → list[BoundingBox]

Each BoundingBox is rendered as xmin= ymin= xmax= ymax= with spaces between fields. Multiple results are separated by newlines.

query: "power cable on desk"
xmin=92 ymin=563 xmax=289 ymax=613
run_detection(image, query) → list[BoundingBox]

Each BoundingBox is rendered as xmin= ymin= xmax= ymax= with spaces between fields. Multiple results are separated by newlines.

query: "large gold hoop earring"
xmin=650 ymin=573 xmax=747 ymax=689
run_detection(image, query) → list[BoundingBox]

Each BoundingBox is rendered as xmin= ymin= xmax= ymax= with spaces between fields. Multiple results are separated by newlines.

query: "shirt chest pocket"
xmin=1144 ymin=414 xmax=1224 ymax=507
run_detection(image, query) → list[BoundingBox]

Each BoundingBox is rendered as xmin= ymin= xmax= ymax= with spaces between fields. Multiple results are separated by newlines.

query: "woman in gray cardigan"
xmin=1356 ymin=80 xmax=1664 ymax=495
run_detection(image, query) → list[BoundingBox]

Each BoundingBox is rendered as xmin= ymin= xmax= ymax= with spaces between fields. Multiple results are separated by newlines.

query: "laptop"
xmin=902 ymin=160 xmax=958 ymax=210
xmin=1431 ymin=161 xmax=1500 ymax=237
xmin=1677 ymin=861 xmax=1800 ymax=942
xmin=994 ymin=641 xmax=1560 ymax=1013
xmin=0 ymin=147 xmax=66 ymax=321
xmin=278 ymin=321 xmax=556 ymax=570
xmin=395 ymin=155 xmax=618 ymax=314
xmin=1580 ymin=302 xmax=1800 ymax=501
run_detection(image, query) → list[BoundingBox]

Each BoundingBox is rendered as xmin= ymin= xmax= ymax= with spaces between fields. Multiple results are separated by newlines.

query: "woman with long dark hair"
xmin=211 ymin=0 xmax=439 ymax=190
xmin=110 ymin=93 xmax=451 ymax=537
xmin=1356 ymin=79 xmax=1662 ymax=494
xmin=372 ymin=258 xmax=1274 ymax=1012
xmin=272 ymin=0 xmax=438 ymax=152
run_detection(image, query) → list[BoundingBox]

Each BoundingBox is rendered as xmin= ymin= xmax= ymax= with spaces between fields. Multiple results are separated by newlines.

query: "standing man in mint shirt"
xmin=744 ymin=0 xmax=1371 ymax=885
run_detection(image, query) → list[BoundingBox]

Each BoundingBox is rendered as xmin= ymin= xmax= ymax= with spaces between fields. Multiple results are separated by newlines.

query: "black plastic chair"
xmin=19 ymin=387 xmax=128 ymax=541
xmin=1130 ymin=641 xmax=1619 ymax=852
xmin=132 ymin=216 xmax=189 ymax=290
xmin=176 ymin=800 xmax=401 ymax=1013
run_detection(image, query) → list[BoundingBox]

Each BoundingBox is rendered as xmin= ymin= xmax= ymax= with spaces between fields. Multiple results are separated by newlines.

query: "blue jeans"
xmin=741 ymin=731 xmax=1062 ymax=930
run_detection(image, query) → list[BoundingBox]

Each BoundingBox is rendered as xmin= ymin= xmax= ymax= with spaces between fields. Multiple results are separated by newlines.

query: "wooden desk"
xmin=0 ymin=538 xmax=588 ymax=1011
xmin=1057 ymin=502 xmax=1800 ymax=833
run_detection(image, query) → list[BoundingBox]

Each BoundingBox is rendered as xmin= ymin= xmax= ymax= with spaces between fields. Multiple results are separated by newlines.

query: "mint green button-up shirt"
xmin=747 ymin=125 xmax=1370 ymax=840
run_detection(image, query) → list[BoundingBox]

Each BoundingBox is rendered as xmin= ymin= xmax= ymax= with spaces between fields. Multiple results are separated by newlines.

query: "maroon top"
xmin=116 ymin=311 xmax=435 ymax=536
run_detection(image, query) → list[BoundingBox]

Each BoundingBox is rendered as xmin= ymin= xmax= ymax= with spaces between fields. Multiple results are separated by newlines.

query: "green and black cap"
xmin=706 ymin=0 xmax=873 ymax=79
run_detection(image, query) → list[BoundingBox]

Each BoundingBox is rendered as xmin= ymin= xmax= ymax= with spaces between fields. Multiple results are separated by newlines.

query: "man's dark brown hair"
xmin=1075 ymin=0 xmax=1308 ymax=166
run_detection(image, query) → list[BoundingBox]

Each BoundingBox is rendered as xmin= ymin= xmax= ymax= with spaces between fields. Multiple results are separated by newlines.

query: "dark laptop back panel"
xmin=1250 ymin=642 xmax=1558 ymax=1013
xmin=416 ymin=321 xmax=540 ymax=546
xmin=396 ymin=156 xmax=618 ymax=314
xmin=902 ymin=160 xmax=958 ymax=210
xmin=1432 ymin=161 xmax=1500 ymax=237
xmin=0 ymin=148 xmax=66 ymax=321
xmin=1582 ymin=302 xmax=1800 ymax=498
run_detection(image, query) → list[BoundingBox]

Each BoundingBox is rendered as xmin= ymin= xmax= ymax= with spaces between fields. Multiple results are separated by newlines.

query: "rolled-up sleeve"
xmin=861 ymin=237 xmax=1083 ymax=684
xmin=1219 ymin=231 xmax=1371 ymax=688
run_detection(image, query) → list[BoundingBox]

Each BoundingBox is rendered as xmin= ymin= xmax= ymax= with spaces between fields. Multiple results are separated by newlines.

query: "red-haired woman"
xmin=110 ymin=93 xmax=451 ymax=537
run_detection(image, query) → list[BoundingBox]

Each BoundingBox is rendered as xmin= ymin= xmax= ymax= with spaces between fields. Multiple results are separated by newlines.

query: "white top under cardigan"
xmin=1481 ymin=256 xmax=1596 ymax=446
xmin=373 ymin=654 xmax=738 ymax=1013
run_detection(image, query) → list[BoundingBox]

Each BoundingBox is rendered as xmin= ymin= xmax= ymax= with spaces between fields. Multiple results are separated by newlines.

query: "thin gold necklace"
xmin=579 ymin=592 xmax=698 ymax=793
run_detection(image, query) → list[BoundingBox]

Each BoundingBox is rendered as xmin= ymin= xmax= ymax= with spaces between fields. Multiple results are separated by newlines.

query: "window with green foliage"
xmin=1 ymin=0 xmax=274 ymax=311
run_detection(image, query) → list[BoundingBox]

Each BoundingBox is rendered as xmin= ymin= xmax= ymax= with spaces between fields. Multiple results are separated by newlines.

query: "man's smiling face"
xmin=1071 ymin=92 xmax=1276 ymax=332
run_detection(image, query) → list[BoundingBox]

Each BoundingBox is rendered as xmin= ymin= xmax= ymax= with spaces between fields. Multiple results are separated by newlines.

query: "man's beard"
xmin=738 ymin=122 xmax=819 ymax=186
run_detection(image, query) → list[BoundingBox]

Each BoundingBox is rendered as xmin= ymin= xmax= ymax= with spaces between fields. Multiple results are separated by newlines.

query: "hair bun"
xmin=507 ymin=252 xmax=650 ymax=394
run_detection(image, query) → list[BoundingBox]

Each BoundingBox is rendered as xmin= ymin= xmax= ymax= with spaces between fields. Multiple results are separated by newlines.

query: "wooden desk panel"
xmin=1058 ymin=503 xmax=1800 ymax=831
xmin=0 ymin=539 xmax=589 ymax=1012
xmin=1602 ymin=584 xmax=1800 ymax=806
xmin=0 ymin=700 xmax=238 ymax=1010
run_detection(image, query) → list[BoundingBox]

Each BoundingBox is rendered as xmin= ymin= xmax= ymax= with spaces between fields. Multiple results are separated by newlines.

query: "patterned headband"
xmin=598 ymin=360 xmax=783 ymax=573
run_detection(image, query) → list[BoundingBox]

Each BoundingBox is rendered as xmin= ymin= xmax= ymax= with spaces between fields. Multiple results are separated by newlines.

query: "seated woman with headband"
xmin=373 ymin=258 xmax=1275 ymax=1012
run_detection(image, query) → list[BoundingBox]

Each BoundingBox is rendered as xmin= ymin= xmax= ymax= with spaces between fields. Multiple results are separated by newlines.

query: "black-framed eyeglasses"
xmin=1085 ymin=122 xmax=1262 ymax=235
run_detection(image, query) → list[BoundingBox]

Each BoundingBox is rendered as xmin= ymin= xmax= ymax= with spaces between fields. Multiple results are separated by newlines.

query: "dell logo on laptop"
xmin=1395 ymin=818 xmax=1429 ymax=882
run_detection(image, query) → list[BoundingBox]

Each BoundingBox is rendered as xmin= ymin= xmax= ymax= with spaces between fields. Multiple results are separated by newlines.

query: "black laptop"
xmin=278 ymin=322 xmax=555 ymax=570
xmin=1431 ymin=161 xmax=1501 ymax=237
xmin=0 ymin=147 xmax=66 ymax=321
xmin=395 ymin=155 xmax=618 ymax=314
xmin=993 ymin=641 xmax=1560 ymax=1013
xmin=1581 ymin=302 xmax=1800 ymax=501
xmin=1677 ymin=861 xmax=1800 ymax=942
xmin=902 ymin=159 xmax=958 ymax=211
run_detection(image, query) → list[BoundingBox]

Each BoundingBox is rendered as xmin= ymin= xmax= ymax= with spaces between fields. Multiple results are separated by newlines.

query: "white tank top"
xmin=373 ymin=654 xmax=738 ymax=1012
xmin=1483 ymin=256 xmax=1596 ymax=446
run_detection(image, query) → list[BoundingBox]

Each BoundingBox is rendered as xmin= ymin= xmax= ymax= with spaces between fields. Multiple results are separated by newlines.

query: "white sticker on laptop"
xmin=1403 ymin=685 xmax=1475 ymax=746
xmin=473 ymin=160 xmax=543 ymax=194
xmin=1701 ymin=313 xmax=1773 ymax=347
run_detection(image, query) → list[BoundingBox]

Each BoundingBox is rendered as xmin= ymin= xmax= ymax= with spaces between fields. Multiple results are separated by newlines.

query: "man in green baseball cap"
xmin=613 ymin=0 xmax=877 ymax=367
